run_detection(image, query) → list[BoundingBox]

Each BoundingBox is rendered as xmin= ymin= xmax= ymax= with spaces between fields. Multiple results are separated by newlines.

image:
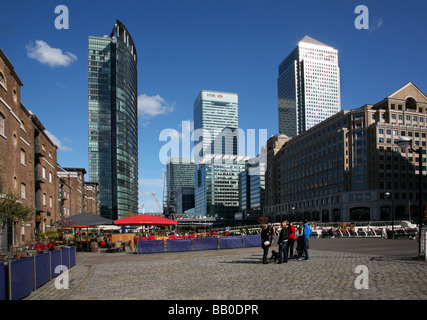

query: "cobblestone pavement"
xmin=25 ymin=238 xmax=427 ymax=301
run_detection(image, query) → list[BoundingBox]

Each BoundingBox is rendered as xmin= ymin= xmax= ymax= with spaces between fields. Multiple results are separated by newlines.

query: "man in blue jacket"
xmin=297 ymin=219 xmax=312 ymax=261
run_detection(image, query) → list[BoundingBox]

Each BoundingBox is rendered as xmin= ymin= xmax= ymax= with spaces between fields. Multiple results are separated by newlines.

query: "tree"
xmin=0 ymin=191 xmax=35 ymax=250
xmin=123 ymin=210 xmax=136 ymax=218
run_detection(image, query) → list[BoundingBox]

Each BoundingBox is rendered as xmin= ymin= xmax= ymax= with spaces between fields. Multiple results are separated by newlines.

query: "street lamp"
xmin=385 ymin=192 xmax=394 ymax=238
xmin=396 ymin=137 xmax=424 ymax=257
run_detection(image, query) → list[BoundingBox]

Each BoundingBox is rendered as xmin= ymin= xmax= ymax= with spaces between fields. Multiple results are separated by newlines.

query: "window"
xmin=42 ymin=166 xmax=46 ymax=179
xmin=0 ymin=72 xmax=5 ymax=88
xmin=49 ymin=196 xmax=53 ymax=208
xmin=43 ymin=193 xmax=46 ymax=206
xmin=21 ymin=183 xmax=26 ymax=199
xmin=0 ymin=113 xmax=5 ymax=137
xmin=49 ymin=172 xmax=52 ymax=183
xmin=20 ymin=149 xmax=26 ymax=165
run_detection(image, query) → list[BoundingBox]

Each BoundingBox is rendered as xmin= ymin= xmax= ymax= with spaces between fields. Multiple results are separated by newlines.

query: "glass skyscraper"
xmin=165 ymin=157 xmax=195 ymax=214
xmin=88 ymin=20 xmax=138 ymax=220
xmin=193 ymin=90 xmax=238 ymax=161
xmin=278 ymin=35 xmax=341 ymax=137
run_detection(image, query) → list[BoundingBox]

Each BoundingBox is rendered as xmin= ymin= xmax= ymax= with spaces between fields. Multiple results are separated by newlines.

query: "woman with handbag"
xmin=261 ymin=224 xmax=272 ymax=264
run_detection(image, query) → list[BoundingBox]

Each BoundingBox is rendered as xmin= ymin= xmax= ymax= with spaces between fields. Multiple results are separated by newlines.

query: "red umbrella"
xmin=114 ymin=214 xmax=178 ymax=226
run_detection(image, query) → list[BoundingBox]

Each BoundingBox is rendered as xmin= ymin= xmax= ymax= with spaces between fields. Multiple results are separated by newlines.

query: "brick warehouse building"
xmin=0 ymin=49 xmax=38 ymax=246
xmin=58 ymin=167 xmax=99 ymax=219
xmin=0 ymin=48 xmax=99 ymax=249
xmin=265 ymin=83 xmax=427 ymax=223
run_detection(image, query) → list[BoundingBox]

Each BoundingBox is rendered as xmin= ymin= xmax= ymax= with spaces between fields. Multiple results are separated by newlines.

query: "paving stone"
xmin=25 ymin=238 xmax=427 ymax=301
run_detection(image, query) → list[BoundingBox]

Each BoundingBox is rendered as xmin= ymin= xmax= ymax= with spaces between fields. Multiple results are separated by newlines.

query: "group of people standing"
xmin=260 ymin=219 xmax=312 ymax=264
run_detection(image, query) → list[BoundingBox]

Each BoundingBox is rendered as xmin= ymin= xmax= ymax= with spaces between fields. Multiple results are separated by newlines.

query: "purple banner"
xmin=62 ymin=247 xmax=70 ymax=269
xmin=70 ymin=246 xmax=76 ymax=267
xmin=219 ymin=236 xmax=243 ymax=249
xmin=35 ymin=252 xmax=51 ymax=288
xmin=137 ymin=240 xmax=165 ymax=254
xmin=50 ymin=250 xmax=61 ymax=278
xmin=10 ymin=256 xmax=35 ymax=300
xmin=0 ymin=262 xmax=5 ymax=300
xmin=244 ymin=234 xmax=262 ymax=247
xmin=193 ymin=237 xmax=218 ymax=251
xmin=166 ymin=239 xmax=192 ymax=252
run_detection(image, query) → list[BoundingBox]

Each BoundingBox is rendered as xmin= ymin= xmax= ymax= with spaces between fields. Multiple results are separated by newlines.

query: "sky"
xmin=1 ymin=0 xmax=427 ymax=213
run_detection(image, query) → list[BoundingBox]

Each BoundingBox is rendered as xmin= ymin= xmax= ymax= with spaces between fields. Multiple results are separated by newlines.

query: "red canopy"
xmin=114 ymin=214 xmax=178 ymax=226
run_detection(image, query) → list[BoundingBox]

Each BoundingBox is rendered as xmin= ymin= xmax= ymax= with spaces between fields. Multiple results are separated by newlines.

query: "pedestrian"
xmin=287 ymin=221 xmax=296 ymax=259
xmin=277 ymin=221 xmax=289 ymax=264
xmin=261 ymin=224 xmax=273 ymax=264
xmin=268 ymin=223 xmax=276 ymax=236
xmin=297 ymin=219 xmax=312 ymax=261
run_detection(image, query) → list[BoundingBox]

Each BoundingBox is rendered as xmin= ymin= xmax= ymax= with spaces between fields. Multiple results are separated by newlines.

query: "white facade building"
xmin=278 ymin=35 xmax=341 ymax=137
xmin=193 ymin=90 xmax=238 ymax=162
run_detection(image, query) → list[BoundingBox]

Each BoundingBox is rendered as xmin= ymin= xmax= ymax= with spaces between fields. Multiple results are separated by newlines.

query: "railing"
xmin=0 ymin=246 xmax=76 ymax=300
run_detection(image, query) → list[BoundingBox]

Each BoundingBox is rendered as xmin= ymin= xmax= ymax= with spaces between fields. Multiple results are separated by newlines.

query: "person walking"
xmin=261 ymin=224 xmax=273 ymax=264
xmin=287 ymin=221 xmax=296 ymax=259
xmin=277 ymin=221 xmax=289 ymax=264
xmin=297 ymin=219 xmax=312 ymax=261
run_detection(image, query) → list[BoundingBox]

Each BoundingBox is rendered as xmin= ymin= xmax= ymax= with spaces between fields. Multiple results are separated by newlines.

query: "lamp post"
xmin=385 ymin=192 xmax=394 ymax=238
xmin=396 ymin=137 xmax=424 ymax=257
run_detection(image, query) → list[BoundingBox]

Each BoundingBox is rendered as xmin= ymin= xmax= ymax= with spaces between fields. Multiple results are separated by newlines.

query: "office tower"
xmin=238 ymin=148 xmax=266 ymax=223
xmin=266 ymin=82 xmax=427 ymax=223
xmin=238 ymin=162 xmax=266 ymax=223
xmin=164 ymin=157 xmax=195 ymax=214
xmin=195 ymin=154 xmax=253 ymax=221
xmin=176 ymin=187 xmax=195 ymax=215
xmin=193 ymin=90 xmax=238 ymax=160
xmin=88 ymin=20 xmax=138 ymax=220
xmin=278 ymin=35 xmax=341 ymax=137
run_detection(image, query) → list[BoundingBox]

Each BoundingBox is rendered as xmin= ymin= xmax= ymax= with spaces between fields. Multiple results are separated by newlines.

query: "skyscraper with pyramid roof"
xmin=278 ymin=35 xmax=341 ymax=137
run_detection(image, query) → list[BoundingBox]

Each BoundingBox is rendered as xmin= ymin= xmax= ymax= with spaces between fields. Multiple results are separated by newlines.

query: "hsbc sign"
xmin=202 ymin=91 xmax=237 ymax=103
xmin=207 ymin=93 xmax=223 ymax=98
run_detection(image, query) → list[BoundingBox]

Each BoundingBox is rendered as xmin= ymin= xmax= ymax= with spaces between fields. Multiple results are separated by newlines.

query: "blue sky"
xmin=1 ymin=0 xmax=427 ymax=213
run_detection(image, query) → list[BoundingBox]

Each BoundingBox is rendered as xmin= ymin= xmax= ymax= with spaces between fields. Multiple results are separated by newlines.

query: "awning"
xmin=52 ymin=212 xmax=116 ymax=227
xmin=114 ymin=214 xmax=178 ymax=226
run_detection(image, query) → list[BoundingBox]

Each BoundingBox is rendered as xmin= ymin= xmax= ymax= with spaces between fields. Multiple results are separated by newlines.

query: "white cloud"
xmin=369 ymin=17 xmax=384 ymax=34
xmin=44 ymin=130 xmax=73 ymax=152
xmin=138 ymin=94 xmax=174 ymax=118
xmin=26 ymin=40 xmax=77 ymax=67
